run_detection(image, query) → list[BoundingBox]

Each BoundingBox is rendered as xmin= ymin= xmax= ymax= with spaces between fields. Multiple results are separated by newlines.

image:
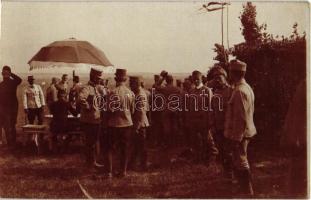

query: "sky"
xmin=0 ymin=1 xmax=309 ymax=74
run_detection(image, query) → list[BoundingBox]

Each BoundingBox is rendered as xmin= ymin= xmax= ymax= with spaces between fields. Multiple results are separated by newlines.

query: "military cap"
xmin=115 ymin=68 xmax=127 ymax=77
xmin=160 ymin=70 xmax=168 ymax=77
xmin=154 ymin=74 xmax=160 ymax=79
xmin=27 ymin=75 xmax=35 ymax=80
xmin=229 ymin=59 xmax=247 ymax=72
xmin=213 ymin=66 xmax=227 ymax=78
xmin=73 ymin=75 xmax=80 ymax=82
xmin=90 ymin=67 xmax=103 ymax=76
xmin=2 ymin=65 xmax=11 ymax=72
xmin=192 ymin=70 xmax=202 ymax=77
xmin=129 ymin=76 xmax=142 ymax=83
xmin=165 ymin=74 xmax=174 ymax=82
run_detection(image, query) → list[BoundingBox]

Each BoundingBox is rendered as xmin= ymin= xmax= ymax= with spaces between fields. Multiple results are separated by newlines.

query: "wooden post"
xmin=221 ymin=4 xmax=224 ymax=46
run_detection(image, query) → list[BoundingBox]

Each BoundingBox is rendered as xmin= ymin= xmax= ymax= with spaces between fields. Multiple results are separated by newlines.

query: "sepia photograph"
xmin=0 ymin=0 xmax=309 ymax=198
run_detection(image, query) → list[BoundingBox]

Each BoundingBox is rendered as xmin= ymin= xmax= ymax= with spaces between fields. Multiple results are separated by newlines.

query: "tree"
xmin=239 ymin=2 xmax=262 ymax=45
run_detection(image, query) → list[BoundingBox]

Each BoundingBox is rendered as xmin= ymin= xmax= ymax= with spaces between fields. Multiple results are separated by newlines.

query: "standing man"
xmin=187 ymin=70 xmax=218 ymax=163
xmin=78 ymin=68 xmax=106 ymax=166
xmin=56 ymin=74 xmax=69 ymax=97
xmin=0 ymin=66 xmax=22 ymax=148
xmin=210 ymin=66 xmax=233 ymax=178
xmin=129 ymin=76 xmax=150 ymax=170
xmin=106 ymin=69 xmax=135 ymax=177
xmin=224 ymin=59 xmax=256 ymax=196
xmin=158 ymin=74 xmax=181 ymax=148
xmin=46 ymin=77 xmax=59 ymax=112
xmin=69 ymin=75 xmax=82 ymax=112
xmin=23 ymin=75 xmax=45 ymax=125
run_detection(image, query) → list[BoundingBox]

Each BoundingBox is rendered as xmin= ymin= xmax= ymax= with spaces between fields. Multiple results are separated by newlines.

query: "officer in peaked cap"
xmin=129 ymin=75 xmax=150 ymax=170
xmin=210 ymin=65 xmax=233 ymax=179
xmin=224 ymin=59 xmax=256 ymax=195
xmin=78 ymin=66 xmax=107 ymax=167
xmin=106 ymin=68 xmax=135 ymax=178
xmin=187 ymin=70 xmax=218 ymax=162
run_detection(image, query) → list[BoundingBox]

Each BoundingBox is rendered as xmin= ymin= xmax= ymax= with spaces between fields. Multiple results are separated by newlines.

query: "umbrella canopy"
xmin=28 ymin=38 xmax=113 ymax=70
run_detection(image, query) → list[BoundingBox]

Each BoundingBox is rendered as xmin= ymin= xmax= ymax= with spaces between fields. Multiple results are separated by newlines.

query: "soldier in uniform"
xmin=106 ymin=69 xmax=135 ymax=178
xmin=157 ymin=74 xmax=181 ymax=148
xmin=46 ymin=77 xmax=59 ymax=112
xmin=152 ymin=74 xmax=160 ymax=88
xmin=224 ymin=59 xmax=256 ymax=196
xmin=210 ymin=66 xmax=233 ymax=178
xmin=23 ymin=75 xmax=45 ymax=125
xmin=150 ymin=73 xmax=165 ymax=146
xmin=187 ymin=70 xmax=218 ymax=163
xmin=56 ymin=74 xmax=69 ymax=98
xmin=0 ymin=66 xmax=22 ymax=148
xmin=78 ymin=68 xmax=106 ymax=166
xmin=129 ymin=76 xmax=150 ymax=170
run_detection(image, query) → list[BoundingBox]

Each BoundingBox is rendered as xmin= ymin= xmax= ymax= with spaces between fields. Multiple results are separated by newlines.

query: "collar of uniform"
xmin=234 ymin=78 xmax=246 ymax=87
xmin=88 ymin=80 xmax=97 ymax=87
xmin=116 ymin=82 xmax=126 ymax=87
xmin=28 ymin=84 xmax=37 ymax=89
xmin=195 ymin=82 xmax=204 ymax=89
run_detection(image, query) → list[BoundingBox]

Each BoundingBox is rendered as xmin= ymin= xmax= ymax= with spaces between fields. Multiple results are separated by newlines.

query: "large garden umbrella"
xmin=28 ymin=38 xmax=113 ymax=70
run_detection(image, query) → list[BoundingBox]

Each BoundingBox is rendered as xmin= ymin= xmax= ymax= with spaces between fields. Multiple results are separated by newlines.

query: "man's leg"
xmin=119 ymin=127 xmax=132 ymax=176
xmin=27 ymin=109 xmax=36 ymax=124
xmin=138 ymin=128 xmax=147 ymax=169
xmin=205 ymin=130 xmax=218 ymax=161
xmin=83 ymin=123 xmax=99 ymax=165
xmin=105 ymin=127 xmax=115 ymax=176
xmin=37 ymin=107 xmax=44 ymax=125
xmin=232 ymin=138 xmax=253 ymax=196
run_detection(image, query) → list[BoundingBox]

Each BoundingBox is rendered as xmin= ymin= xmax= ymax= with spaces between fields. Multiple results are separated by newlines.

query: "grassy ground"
xmin=0 ymin=140 xmax=291 ymax=198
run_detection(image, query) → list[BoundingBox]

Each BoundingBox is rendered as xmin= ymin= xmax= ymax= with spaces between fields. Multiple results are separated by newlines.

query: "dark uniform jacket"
xmin=186 ymin=83 xmax=213 ymax=129
xmin=0 ymin=73 xmax=22 ymax=123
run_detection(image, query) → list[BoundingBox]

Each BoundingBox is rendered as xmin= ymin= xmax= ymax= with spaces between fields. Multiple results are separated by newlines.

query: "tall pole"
xmin=221 ymin=4 xmax=224 ymax=46
xmin=227 ymin=4 xmax=229 ymax=50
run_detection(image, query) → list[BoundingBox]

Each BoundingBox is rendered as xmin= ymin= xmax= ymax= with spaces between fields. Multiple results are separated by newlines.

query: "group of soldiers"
xmin=0 ymin=59 xmax=256 ymax=196
xmin=74 ymin=59 xmax=256 ymax=195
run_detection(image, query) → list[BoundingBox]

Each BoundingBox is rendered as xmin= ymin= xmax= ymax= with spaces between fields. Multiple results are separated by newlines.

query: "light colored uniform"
xmin=107 ymin=83 xmax=135 ymax=128
xmin=224 ymin=78 xmax=256 ymax=170
xmin=133 ymin=87 xmax=150 ymax=129
xmin=23 ymin=84 xmax=46 ymax=109
xmin=78 ymin=81 xmax=107 ymax=124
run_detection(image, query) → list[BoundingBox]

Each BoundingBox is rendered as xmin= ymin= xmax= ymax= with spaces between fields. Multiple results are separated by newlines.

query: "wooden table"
xmin=21 ymin=124 xmax=47 ymax=154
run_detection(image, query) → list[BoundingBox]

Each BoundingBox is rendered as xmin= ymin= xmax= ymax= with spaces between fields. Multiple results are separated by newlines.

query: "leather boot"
xmin=238 ymin=169 xmax=254 ymax=196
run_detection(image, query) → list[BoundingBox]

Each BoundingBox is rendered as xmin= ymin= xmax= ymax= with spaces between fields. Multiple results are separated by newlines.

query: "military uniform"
xmin=0 ymin=71 xmax=22 ymax=147
xmin=224 ymin=59 xmax=256 ymax=195
xmin=23 ymin=77 xmax=46 ymax=125
xmin=78 ymin=77 xmax=107 ymax=165
xmin=187 ymin=83 xmax=218 ymax=161
xmin=129 ymin=77 xmax=150 ymax=169
xmin=157 ymin=78 xmax=181 ymax=147
xmin=210 ymin=67 xmax=234 ymax=176
xmin=106 ymin=69 xmax=135 ymax=176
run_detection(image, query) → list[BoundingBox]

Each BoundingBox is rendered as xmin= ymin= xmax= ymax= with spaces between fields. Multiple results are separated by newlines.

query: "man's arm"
xmin=231 ymin=90 xmax=247 ymax=142
xmin=11 ymin=73 xmax=22 ymax=86
xmin=78 ymin=86 xmax=91 ymax=110
xmin=23 ymin=88 xmax=28 ymax=110
xmin=133 ymin=93 xmax=147 ymax=130
xmin=38 ymin=85 xmax=46 ymax=106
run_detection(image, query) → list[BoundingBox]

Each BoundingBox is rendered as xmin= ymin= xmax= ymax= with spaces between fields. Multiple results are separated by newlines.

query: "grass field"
xmin=0 ymin=73 xmax=292 ymax=198
xmin=0 ymin=143 xmax=290 ymax=198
